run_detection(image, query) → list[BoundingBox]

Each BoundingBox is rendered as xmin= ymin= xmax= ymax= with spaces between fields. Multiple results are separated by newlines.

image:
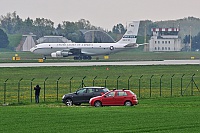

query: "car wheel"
xmin=65 ymin=99 xmax=73 ymax=106
xmin=124 ymin=101 xmax=132 ymax=106
xmin=94 ymin=101 xmax=102 ymax=107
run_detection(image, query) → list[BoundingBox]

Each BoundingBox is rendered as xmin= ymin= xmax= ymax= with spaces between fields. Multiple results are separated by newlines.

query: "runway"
xmin=0 ymin=60 xmax=200 ymax=67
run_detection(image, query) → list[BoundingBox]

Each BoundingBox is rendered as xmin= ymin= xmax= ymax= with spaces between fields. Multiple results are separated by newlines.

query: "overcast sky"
xmin=0 ymin=0 xmax=200 ymax=30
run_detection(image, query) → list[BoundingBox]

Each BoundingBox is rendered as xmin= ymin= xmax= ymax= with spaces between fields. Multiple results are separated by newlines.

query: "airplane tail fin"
xmin=117 ymin=21 xmax=140 ymax=45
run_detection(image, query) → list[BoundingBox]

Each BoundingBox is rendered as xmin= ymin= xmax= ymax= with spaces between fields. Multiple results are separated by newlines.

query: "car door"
xmin=114 ymin=91 xmax=128 ymax=105
xmin=102 ymin=91 xmax=115 ymax=105
xmin=84 ymin=88 xmax=95 ymax=102
xmin=93 ymin=88 xmax=102 ymax=97
xmin=74 ymin=88 xmax=87 ymax=103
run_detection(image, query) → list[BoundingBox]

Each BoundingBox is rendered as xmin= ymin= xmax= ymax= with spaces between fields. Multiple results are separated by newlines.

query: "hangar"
xmin=16 ymin=33 xmax=37 ymax=51
xmin=80 ymin=30 xmax=115 ymax=43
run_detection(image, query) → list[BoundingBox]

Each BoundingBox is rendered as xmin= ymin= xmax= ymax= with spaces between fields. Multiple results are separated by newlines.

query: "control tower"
xmin=149 ymin=28 xmax=183 ymax=52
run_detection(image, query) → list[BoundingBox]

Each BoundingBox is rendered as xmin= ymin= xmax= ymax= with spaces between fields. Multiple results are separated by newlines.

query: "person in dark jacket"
xmin=34 ymin=85 xmax=41 ymax=103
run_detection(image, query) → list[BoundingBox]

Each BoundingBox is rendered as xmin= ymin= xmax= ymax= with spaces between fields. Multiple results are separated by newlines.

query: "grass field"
xmin=1 ymin=96 xmax=200 ymax=133
xmin=1 ymin=52 xmax=200 ymax=132
xmin=0 ymin=65 xmax=200 ymax=104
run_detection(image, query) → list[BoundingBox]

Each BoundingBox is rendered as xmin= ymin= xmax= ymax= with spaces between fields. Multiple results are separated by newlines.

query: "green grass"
xmin=110 ymin=50 xmax=200 ymax=60
xmin=0 ymin=65 xmax=200 ymax=104
xmin=1 ymin=51 xmax=200 ymax=104
xmin=1 ymin=96 xmax=200 ymax=133
xmin=0 ymin=51 xmax=42 ymax=61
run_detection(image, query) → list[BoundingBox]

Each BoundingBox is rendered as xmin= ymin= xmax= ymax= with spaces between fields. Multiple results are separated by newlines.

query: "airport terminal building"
xmin=149 ymin=28 xmax=183 ymax=52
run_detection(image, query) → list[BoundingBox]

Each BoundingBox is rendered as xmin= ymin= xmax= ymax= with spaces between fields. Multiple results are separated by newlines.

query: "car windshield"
xmin=105 ymin=91 xmax=115 ymax=97
xmin=103 ymin=88 xmax=109 ymax=92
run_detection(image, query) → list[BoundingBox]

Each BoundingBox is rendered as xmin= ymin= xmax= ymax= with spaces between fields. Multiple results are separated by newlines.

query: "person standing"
xmin=34 ymin=85 xmax=41 ymax=103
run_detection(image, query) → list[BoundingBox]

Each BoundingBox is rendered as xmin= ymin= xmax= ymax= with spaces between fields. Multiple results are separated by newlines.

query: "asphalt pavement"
xmin=0 ymin=60 xmax=200 ymax=67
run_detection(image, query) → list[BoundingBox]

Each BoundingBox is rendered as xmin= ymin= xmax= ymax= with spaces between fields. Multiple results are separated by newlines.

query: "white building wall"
xmin=149 ymin=30 xmax=183 ymax=52
xmin=149 ymin=37 xmax=182 ymax=52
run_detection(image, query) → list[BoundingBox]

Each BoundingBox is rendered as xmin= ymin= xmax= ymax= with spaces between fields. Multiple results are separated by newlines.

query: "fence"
xmin=1 ymin=74 xmax=200 ymax=105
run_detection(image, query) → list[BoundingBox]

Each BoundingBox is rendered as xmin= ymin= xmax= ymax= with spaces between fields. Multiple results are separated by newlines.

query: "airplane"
xmin=30 ymin=21 xmax=141 ymax=60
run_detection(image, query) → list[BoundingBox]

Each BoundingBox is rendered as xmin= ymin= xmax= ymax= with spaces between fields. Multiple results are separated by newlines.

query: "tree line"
xmin=1 ymin=12 xmax=200 ymax=51
xmin=0 ymin=12 xmax=126 ymax=48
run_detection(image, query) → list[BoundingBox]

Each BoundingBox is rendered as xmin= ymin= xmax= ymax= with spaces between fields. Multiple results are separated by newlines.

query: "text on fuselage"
xmin=57 ymin=43 xmax=94 ymax=47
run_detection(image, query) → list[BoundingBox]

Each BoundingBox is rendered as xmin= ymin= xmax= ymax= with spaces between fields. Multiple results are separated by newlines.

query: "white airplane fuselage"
xmin=30 ymin=21 xmax=140 ymax=59
xmin=31 ymin=42 xmax=132 ymax=56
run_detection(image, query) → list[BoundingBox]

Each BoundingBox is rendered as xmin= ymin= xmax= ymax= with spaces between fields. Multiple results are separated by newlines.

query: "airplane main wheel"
xmin=74 ymin=55 xmax=92 ymax=60
xmin=74 ymin=56 xmax=92 ymax=60
xmin=74 ymin=56 xmax=78 ymax=60
xmin=74 ymin=56 xmax=82 ymax=60
xmin=83 ymin=56 xmax=92 ymax=60
xmin=88 ymin=56 xmax=92 ymax=60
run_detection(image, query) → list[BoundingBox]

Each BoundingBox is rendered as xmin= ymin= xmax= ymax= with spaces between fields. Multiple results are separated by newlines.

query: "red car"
xmin=89 ymin=89 xmax=138 ymax=107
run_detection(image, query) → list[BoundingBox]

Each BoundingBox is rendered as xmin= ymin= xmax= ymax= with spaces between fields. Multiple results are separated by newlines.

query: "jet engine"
xmin=51 ymin=51 xmax=70 ymax=57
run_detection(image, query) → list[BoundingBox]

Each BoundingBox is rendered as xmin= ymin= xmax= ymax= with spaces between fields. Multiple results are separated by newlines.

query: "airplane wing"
xmin=68 ymin=48 xmax=81 ymax=55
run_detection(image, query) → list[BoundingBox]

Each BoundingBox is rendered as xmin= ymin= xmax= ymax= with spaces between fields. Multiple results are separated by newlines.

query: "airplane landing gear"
xmin=83 ymin=55 xmax=92 ymax=60
xmin=74 ymin=55 xmax=92 ymax=60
